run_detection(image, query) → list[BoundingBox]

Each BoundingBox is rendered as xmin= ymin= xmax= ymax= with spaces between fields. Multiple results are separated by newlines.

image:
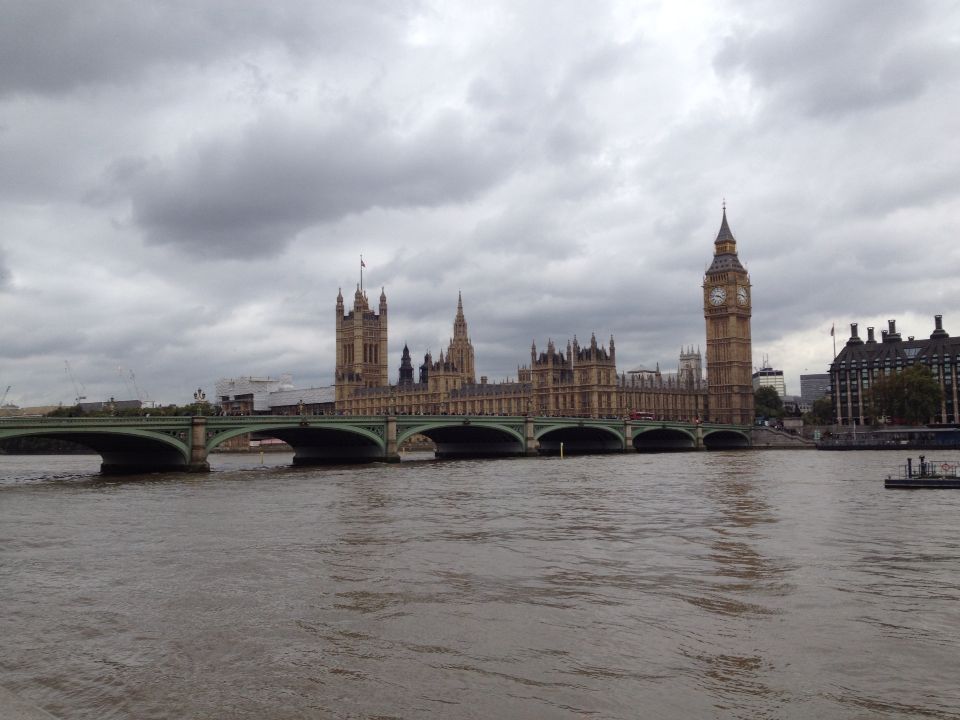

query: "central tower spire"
xmin=446 ymin=292 xmax=475 ymax=384
xmin=453 ymin=290 xmax=468 ymax=339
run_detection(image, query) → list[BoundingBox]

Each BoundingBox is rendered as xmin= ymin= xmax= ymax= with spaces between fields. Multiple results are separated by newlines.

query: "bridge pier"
xmin=188 ymin=416 xmax=211 ymax=472
xmin=622 ymin=420 xmax=635 ymax=452
xmin=385 ymin=416 xmax=401 ymax=462
xmin=524 ymin=416 xmax=539 ymax=456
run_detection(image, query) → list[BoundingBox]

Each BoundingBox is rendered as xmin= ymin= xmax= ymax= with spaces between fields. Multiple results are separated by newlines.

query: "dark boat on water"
xmin=885 ymin=455 xmax=960 ymax=488
xmin=819 ymin=426 xmax=960 ymax=451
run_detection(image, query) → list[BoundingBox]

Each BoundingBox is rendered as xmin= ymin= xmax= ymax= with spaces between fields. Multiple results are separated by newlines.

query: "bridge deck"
xmin=1 ymin=415 xmax=752 ymax=473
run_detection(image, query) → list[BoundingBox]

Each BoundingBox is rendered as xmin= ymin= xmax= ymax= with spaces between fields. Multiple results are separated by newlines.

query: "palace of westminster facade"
xmin=335 ymin=209 xmax=755 ymax=425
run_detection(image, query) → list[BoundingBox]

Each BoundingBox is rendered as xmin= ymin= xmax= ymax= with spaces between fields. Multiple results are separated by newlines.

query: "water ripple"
xmin=2 ymin=450 xmax=960 ymax=718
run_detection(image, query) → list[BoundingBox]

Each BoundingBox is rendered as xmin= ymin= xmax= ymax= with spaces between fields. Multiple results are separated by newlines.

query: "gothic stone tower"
xmin=703 ymin=207 xmax=753 ymax=424
xmin=335 ymin=285 xmax=388 ymax=403
xmin=398 ymin=344 xmax=415 ymax=386
xmin=446 ymin=292 xmax=476 ymax=385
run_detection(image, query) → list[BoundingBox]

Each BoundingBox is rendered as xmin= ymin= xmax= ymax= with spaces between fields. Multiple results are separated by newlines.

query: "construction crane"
xmin=116 ymin=365 xmax=135 ymax=400
xmin=64 ymin=361 xmax=87 ymax=404
xmin=127 ymin=369 xmax=152 ymax=407
xmin=0 ymin=385 xmax=10 ymax=406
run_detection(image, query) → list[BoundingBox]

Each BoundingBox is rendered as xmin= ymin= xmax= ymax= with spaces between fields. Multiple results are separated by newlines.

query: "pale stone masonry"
xmin=336 ymin=208 xmax=751 ymax=423
xmin=335 ymin=285 xmax=388 ymax=404
xmin=703 ymin=207 xmax=754 ymax=425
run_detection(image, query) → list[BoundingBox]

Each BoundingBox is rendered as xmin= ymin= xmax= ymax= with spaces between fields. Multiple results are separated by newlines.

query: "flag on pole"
xmin=830 ymin=323 xmax=834 ymax=337
xmin=361 ymin=257 xmax=366 ymax=268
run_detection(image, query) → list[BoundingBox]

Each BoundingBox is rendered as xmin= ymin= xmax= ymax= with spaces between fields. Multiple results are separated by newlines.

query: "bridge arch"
xmin=632 ymin=426 xmax=698 ymax=452
xmin=207 ymin=422 xmax=387 ymax=465
xmin=397 ymin=420 xmax=525 ymax=458
xmin=0 ymin=427 xmax=191 ymax=474
xmin=702 ymin=428 xmax=751 ymax=449
xmin=535 ymin=423 xmax=625 ymax=455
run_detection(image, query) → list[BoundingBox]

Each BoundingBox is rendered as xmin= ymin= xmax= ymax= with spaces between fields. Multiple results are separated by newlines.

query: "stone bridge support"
xmin=386 ymin=416 xmax=400 ymax=462
xmin=524 ymin=416 xmax=539 ymax=456
xmin=189 ymin=416 xmax=211 ymax=472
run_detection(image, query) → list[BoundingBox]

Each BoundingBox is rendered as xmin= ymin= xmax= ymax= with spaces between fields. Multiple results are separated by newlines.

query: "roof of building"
xmin=268 ymin=386 xmax=335 ymax=406
xmin=0 ymin=405 xmax=60 ymax=417
xmin=706 ymin=207 xmax=746 ymax=274
xmin=450 ymin=382 xmax=531 ymax=397
xmin=752 ymin=367 xmax=784 ymax=377
xmin=831 ymin=317 xmax=959 ymax=370
xmin=715 ymin=207 xmax=735 ymax=245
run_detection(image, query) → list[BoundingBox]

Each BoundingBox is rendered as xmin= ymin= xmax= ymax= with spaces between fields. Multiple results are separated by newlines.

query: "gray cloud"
xmin=2 ymin=0 xmax=960 ymax=406
xmin=0 ymin=249 xmax=10 ymax=290
xmin=0 ymin=1 xmax=418 ymax=97
xmin=127 ymin=110 xmax=513 ymax=258
xmin=715 ymin=0 xmax=957 ymax=117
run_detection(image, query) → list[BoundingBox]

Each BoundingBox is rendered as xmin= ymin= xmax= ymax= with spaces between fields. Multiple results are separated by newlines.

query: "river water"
xmin=1 ymin=449 xmax=959 ymax=719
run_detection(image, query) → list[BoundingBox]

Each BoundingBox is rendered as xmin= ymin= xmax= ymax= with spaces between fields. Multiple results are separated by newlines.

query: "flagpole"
xmin=831 ymin=322 xmax=836 ymax=358
xmin=360 ymin=254 xmax=364 ymax=293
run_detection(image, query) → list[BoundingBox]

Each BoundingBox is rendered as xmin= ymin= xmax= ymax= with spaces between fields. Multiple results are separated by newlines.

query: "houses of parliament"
xmin=335 ymin=208 xmax=754 ymax=425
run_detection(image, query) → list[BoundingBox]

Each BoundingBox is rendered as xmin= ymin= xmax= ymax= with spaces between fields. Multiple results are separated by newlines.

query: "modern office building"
xmin=215 ymin=376 xmax=336 ymax=416
xmin=215 ymin=376 xmax=294 ymax=415
xmin=800 ymin=373 xmax=831 ymax=410
xmin=752 ymin=366 xmax=786 ymax=397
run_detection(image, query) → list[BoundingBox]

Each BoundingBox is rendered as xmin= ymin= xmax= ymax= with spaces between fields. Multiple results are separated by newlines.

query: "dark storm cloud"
xmin=0 ymin=0 xmax=417 ymax=97
xmin=129 ymin=111 xmax=513 ymax=258
xmin=715 ymin=0 xmax=957 ymax=117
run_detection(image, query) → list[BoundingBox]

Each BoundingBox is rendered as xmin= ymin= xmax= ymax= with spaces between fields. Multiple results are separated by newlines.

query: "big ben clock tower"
xmin=703 ymin=205 xmax=753 ymax=425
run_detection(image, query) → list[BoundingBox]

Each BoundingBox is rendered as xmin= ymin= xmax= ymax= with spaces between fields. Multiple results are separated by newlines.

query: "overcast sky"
xmin=2 ymin=0 xmax=959 ymax=407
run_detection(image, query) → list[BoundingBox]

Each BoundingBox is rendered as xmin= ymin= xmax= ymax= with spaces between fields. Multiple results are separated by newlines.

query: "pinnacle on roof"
xmin=706 ymin=202 xmax=745 ymax=274
xmin=715 ymin=203 xmax=736 ymax=245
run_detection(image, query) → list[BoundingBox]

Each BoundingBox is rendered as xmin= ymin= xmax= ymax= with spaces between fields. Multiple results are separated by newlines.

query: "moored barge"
xmin=885 ymin=456 xmax=960 ymax=488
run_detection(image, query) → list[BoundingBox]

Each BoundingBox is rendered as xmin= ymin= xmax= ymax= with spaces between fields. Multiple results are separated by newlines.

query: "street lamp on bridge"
xmin=193 ymin=388 xmax=208 ymax=416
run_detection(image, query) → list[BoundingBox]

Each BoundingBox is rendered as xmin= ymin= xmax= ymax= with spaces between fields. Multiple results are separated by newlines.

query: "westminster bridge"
xmin=0 ymin=415 xmax=752 ymax=474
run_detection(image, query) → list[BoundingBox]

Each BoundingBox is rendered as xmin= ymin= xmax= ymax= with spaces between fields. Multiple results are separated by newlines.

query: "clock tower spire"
xmin=703 ymin=204 xmax=753 ymax=425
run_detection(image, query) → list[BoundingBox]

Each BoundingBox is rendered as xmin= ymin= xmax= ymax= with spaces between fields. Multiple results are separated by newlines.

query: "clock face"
xmin=709 ymin=286 xmax=726 ymax=306
xmin=737 ymin=286 xmax=748 ymax=305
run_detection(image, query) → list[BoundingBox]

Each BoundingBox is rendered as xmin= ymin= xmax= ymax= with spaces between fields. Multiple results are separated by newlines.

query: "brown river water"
xmin=1 ymin=450 xmax=959 ymax=719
